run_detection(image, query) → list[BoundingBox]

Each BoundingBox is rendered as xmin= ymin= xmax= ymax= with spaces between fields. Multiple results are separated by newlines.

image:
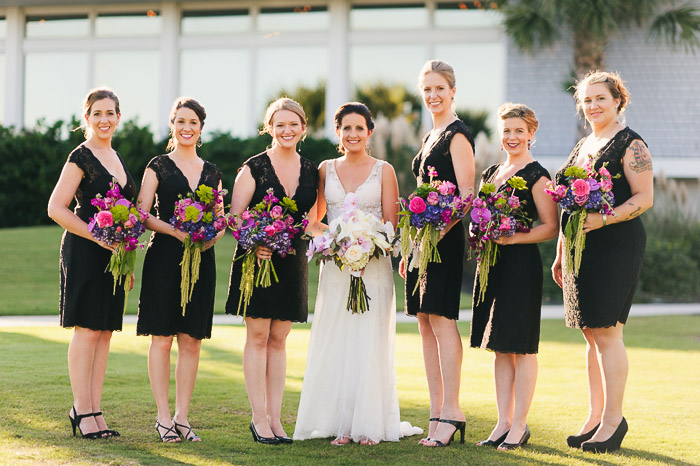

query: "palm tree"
xmin=494 ymin=0 xmax=700 ymax=78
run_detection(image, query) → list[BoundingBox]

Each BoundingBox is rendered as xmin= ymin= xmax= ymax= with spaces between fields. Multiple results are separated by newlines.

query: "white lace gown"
xmin=294 ymin=159 xmax=420 ymax=443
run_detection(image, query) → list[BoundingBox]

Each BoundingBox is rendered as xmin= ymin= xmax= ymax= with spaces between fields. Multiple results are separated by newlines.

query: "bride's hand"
xmin=398 ymin=257 xmax=406 ymax=279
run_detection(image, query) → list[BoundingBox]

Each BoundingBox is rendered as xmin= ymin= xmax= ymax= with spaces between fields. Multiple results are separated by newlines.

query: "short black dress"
xmin=59 ymin=145 xmax=137 ymax=331
xmin=137 ymin=155 xmax=222 ymax=339
xmin=405 ymin=120 xmax=475 ymax=320
xmin=225 ymin=152 xmax=319 ymax=322
xmin=470 ymin=161 xmax=551 ymax=354
xmin=557 ymin=127 xmax=647 ymax=329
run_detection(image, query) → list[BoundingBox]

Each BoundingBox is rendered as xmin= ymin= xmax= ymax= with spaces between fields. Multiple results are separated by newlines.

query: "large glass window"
xmin=95 ymin=11 xmax=161 ymax=38
xmin=435 ymin=2 xmax=501 ymax=28
xmin=180 ymin=49 xmax=251 ymax=137
xmin=24 ymin=52 xmax=89 ymax=127
xmin=94 ymin=51 xmax=160 ymax=132
xmin=181 ymin=9 xmax=250 ymax=35
xmin=257 ymin=5 xmax=329 ymax=33
xmin=350 ymin=44 xmax=428 ymax=90
xmin=350 ymin=3 xmax=427 ymax=30
xmin=0 ymin=54 xmax=5 ymax=124
xmin=433 ymin=43 xmax=504 ymax=116
xmin=25 ymin=14 xmax=89 ymax=39
xmin=0 ymin=17 xmax=7 ymax=39
xmin=255 ymin=46 xmax=327 ymax=121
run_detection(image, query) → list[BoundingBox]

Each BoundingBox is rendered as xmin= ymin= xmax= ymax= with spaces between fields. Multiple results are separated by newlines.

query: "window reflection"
xmin=350 ymin=45 xmax=428 ymax=90
xmin=435 ymin=2 xmax=501 ymax=28
xmin=0 ymin=54 xmax=5 ymax=124
xmin=180 ymin=49 xmax=251 ymax=137
xmin=95 ymin=11 xmax=161 ymax=38
xmin=94 ymin=51 xmax=160 ymax=132
xmin=181 ymin=9 xmax=250 ymax=35
xmin=350 ymin=4 xmax=427 ymax=30
xmin=25 ymin=15 xmax=89 ymax=38
xmin=24 ymin=52 xmax=88 ymax=127
xmin=257 ymin=5 xmax=328 ymax=32
xmin=433 ymin=43 xmax=504 ymax=114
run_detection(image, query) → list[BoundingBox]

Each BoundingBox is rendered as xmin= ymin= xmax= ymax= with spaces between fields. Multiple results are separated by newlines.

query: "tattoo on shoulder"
xmin=628 ymin=141 xmax=653 ymax=173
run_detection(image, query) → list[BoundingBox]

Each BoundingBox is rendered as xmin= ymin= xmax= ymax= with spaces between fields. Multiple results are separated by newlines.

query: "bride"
xmin=294 ymin=102 xmax=418 ymax=445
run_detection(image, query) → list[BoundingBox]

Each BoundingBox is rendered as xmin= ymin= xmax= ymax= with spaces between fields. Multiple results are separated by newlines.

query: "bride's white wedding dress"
xmin=293 ymin=159 xmax=421 ymax=443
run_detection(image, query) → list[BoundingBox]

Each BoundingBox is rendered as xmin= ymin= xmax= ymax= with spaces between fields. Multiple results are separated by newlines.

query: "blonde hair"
xmin=419 ymin=59 xmax=456 ymax=88
xmin=498 ymin=103 xmax=539 ymax=133
xmin=574 ymin=70 xmax=630 ymax=115
xmin=260 ymin=97 xmax=307 ymax=143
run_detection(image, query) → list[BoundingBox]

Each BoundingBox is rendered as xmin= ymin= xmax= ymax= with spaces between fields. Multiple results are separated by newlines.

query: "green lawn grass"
xmin=0 ymin=225 xmax=471 ymax=316
xmin=0 ymin=316 xmax=699 ymax=465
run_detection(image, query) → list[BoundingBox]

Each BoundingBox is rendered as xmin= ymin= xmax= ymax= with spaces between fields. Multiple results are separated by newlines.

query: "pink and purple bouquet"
xmin=88 ymin=179 xmax=149 ymax=310
xmin=307 ymin=192 xmax=395 ymax=314
xmin=397 ymin=166 xmax=471 ymax=294
xmin=170 ymin=184 xmax=229 ymax=315
xmin=230 ymin=188 xmax=308 ymax=317
xmin=468 ymin=176 xmax=531 ymax=304
xmin=544 ymin=155 xmax=617 ymax=276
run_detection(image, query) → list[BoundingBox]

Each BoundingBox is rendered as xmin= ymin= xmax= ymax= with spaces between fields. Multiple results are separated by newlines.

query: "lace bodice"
xmin=325 ymin=159 xmax=385 ymax=222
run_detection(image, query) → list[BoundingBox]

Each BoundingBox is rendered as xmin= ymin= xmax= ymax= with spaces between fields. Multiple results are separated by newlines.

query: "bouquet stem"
xmin=564 ymin=210 xmax=587 ymax=276
xmin=475 ymin=242 xmax=498 ymax=305
xmin=179 ymin=237 xmax=203 ymax=316
xmin=411 ymin=226 xmax=441 ymax=295
xmin=255 ymin=258 xmax=279 ymax=288
xmin=237 ymin=253 xmax=256 ymax=318
xmin=347 ymin=274 xmax=371 ymax=314
xmin=106 ymin=243 xmax=137 ymax=314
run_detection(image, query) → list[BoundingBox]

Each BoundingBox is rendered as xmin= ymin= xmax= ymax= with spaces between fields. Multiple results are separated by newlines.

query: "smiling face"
xmin=337 ymin=112 xmax=372 ymax=155
xmin=85 ymin=98 xmax=120 ymax=141
xmin=270 ymin=109 xmax=305 ymax=150
xmin=420 ymin=72 xmax=456 ymax=117
xmin=500 ymin=117 xmax=533 ymax=156
xmin=581 ymin=82 xmax=621 ymax=129
xmin=171 ymin=107 xmax=201 ymax=148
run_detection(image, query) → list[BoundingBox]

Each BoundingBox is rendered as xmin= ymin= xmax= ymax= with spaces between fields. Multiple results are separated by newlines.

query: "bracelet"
xmin=602 ymin=213 xmax=607 ymax=226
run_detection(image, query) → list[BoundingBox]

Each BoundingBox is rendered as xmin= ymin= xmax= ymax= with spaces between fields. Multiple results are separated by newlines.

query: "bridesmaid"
xmin=136 ymin=97 xmax=225 ymax=443
xmin=552 ymin=71 xmax=653 ymax=453
xmin=398 ymin=59 xmax=475 ymax=448
xmin=48 ymin=87 xmax=135 ymax=439
xmin=470 ymin=103 xmax=558 ymax=450
xmin=225 ymin=98 xmax=319 ymax=444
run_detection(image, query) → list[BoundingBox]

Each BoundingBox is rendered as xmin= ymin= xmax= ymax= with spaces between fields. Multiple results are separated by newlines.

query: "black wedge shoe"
xmin=68 ymin=407 xmax=102 ymax=439
xmin=581 ymin=417 xmax=628 ymax=453
xmin=249 ymin=421 xmax=280 ymax=445
xmin=567 ymin=423 xmax=599 ymax=448
xmin=476 ymin=430 xmax=509 ymax=447
xmin=425 ymin=419 xmax=466 ymax=447
xmin=498 ymin=425 xmax=530 ymax=451
xmin=94 ymin=411 xmax=120 ymax=438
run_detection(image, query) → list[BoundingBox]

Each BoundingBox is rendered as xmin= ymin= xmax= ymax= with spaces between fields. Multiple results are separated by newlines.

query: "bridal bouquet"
xmin=468 ymin=176 xmax=531 ymax=304
xmin=397 ymin=166 xmax=471 ymax=294
xmin=170 ymin=184 xmax=229 ymax=315
xmin=230 ymin=188 xmax=308 ymax=317
xmin=88 ymin=179 xmax=149 ymax=310
xmin=545 ymin=155 xmax=617 ymax=276
xmin=307 ymin=192 xmax=395 ymax=314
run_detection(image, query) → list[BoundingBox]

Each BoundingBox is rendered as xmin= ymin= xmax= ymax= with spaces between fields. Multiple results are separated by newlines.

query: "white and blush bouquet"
xmin=307 ymin=193 xmax=396 ymax=314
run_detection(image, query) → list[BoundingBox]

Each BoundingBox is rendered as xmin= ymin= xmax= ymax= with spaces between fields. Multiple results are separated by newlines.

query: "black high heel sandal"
xmin=94 ymin=411 xmax=120 ymax=438
xmin=567 ymin=423 xmax=599 ymax=448
xmin=419 ymin=417 xmax=440 ymax=444
xmin=476 ymin=430 xmax=509 ymax=447
xmin=425 ymin=419 xmax=466 ymax=447
xmin=249 ymin=421 xmax=280 ymax=445
xmin=581 ymin=417 xmax=627 ymax=453
xmin=498 ymin=425 xmax=530 ymax=451
xmin=155 ymin=419 xmax=181 ymax=443
xmin=174 ymin=421 xmax=201 ymax=442
xmin=68 ymin=407 xmax=102 ymax=439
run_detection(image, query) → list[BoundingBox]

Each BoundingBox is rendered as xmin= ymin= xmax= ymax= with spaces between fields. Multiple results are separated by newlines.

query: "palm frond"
xmin=499 ymin=0 xmax=560 ymax=52
xmin=649 ymin=3 xmax=700 ymax=52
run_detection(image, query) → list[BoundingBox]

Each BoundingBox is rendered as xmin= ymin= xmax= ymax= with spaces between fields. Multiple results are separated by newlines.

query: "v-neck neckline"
xmin=491 ymin=161 xmax=536 ymax=191
xmin=81 ymin=145 xmax=128 ymax=188
xmin=333 ymin=159 xmax=379 ymax=195
xmin=570 ymin=127 xmax=627 ymax=170
xmin=421 ymin=119 xmax=457 ymax=161
xmin=265 ymin=152 xmax=301 ymax=199
xmin=167 ymin=155 xmax=206 ymax=193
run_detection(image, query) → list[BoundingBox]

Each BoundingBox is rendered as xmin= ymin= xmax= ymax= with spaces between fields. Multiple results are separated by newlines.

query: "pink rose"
xmin=409 ymin=197 xmax=426 ymax=214
xmin=124 ymin=213 xmax=137 ymax=229
xmin=273 ymin=219 xmax=286 ymax=232
xmin=572 ymin=179 xmax=590 ymax=197
xmin=270 ymin=205 xmax=283 ymax=219
xmin=599 ymin=166 xmax=611 ymax=179
xmin=437 ymin=181 xmax=456 ymax=195
xmin=426 ymin=191 xmax=439 ymax=206
xmin=242 ymin=210 xmax=252 ymax=220
xmin=264 ymin=225 xmax=276 ymax=236
xmin=96 ymin=211 xmax=113 ymax=228
xmin=600 ymin=178 xmax=613 ymax=191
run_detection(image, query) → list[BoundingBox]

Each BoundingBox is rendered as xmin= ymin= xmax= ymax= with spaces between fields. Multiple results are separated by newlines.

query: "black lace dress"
xmin=59 ymin=145 xmax=137 ymax=331
xmin=225 ymin=152 xmax=319 ymax=322
xmin=470 ymin=162 xmax=551 ymax=354
xmin=557 ymin=127 xmax=647 ymax=329
xmin=405 ymin=119 xmax=475 ymax=320
xmin=137 ymin=155 xmax=222 ymax=339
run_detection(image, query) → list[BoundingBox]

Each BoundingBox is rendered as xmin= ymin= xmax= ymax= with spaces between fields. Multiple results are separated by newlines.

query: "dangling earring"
xmin=583 ymin=120 xmax=587 ymax=130
xmin=500 ymin=145 xmax=504 ymax=151
xmin=197 ymin=135 xmax=203 ymax=148
xmin=527 ymin=140 xmax=531 ymax=150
